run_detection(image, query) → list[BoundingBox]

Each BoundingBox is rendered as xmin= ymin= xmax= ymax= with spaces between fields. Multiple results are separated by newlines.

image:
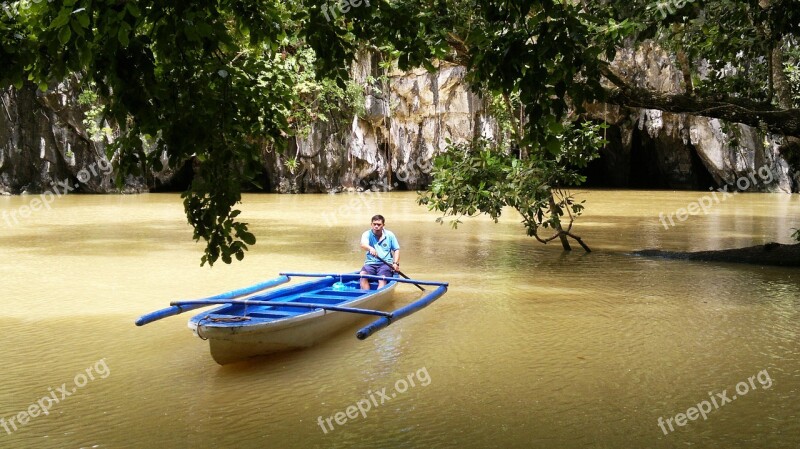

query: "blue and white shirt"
xmin=361 ymin=229 xmax=400 ymax=265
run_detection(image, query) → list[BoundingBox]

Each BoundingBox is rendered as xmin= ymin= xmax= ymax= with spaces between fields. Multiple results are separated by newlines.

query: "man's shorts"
xmin=360 ymin=263 xmax=393 ymax=278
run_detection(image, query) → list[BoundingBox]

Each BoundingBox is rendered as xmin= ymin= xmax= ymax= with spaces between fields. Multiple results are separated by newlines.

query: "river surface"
xmin=0 ymin=190 xmax=798 ymax=448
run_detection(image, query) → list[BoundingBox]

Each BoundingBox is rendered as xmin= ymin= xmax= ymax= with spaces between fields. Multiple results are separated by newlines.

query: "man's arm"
xmin=390 ymin=234 xmax=400 ymax=268
xmin=361 ymin=233 xmax=377 ymax=256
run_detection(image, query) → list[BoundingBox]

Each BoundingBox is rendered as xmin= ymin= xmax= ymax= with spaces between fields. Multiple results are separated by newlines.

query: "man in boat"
xmin=359 ymin=214 xmax=400 ymax=290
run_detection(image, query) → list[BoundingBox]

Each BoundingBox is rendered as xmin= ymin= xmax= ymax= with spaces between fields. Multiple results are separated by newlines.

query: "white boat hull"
xmin=191 ymin=283 xmax=397 ymax=364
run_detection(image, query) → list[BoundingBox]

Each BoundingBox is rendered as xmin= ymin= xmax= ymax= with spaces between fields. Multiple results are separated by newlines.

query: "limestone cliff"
xmin=585 ymin=42 xmax=794 ymax=192
xmin=1 ymin=47 xmax=796 ymax=194
xmin=266 ymin=53 xmax=494 ymax=193
xmin=0 ymin=81 xmax=117 ymax=194
xmin=0 ymin=78 xmax=177 ymax=195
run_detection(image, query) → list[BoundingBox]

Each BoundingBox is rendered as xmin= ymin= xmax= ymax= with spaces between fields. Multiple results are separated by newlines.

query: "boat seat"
xmin=248 ymin=304 xmax=297 ymax=316
xmin=316 ymin=289 xmax=364 ymax=296
xmin=203 ymin=314 xmax=253 ymax=321
xmin=253 ymin=306 xmax=297 ymax=315
xmin=248 ymin=311 xmax=299 ymax=319
xmin=295 ymin=294 xmax=361 ymax=304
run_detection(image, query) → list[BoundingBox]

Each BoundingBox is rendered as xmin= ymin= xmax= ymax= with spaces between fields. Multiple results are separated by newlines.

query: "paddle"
xmin=373 ymin=253 xmax=425 ymax=291
xmin=281 ymin=273 xmax=447 ymax=287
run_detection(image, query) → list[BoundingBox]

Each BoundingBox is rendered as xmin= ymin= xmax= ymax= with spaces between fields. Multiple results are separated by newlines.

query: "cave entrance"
xmin=628 ymin=127 xmax=716 ymax=190
xmin=576 ymin=123 xmax=716 ymax=190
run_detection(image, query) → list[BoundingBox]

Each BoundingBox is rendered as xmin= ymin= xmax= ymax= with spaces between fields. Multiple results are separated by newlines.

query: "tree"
xmin=4 ymin=0 xmax=303 ymax=265
xmin=1 ymin=0 xmax=366 ymax=265
xmin=4 ymin=0 xmax=798 ymax=264
xmin=363 ymin=0 xmax=623 ymax=251
xmin=597 ymin=0 xmax=800 ymax=139
xmin=358 ymin=0 xmax=800 ymax=246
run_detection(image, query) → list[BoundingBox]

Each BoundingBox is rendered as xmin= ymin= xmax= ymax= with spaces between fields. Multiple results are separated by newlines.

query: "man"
xmin=359 ymin=214 xmax=400 ymax=290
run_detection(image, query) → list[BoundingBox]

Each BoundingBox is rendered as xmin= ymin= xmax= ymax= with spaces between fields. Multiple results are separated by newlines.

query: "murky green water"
xmin=0 ymin=190 xmax=798 ymax=448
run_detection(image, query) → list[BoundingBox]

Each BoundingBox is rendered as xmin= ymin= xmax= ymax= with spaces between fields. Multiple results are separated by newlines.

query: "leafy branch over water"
xmin=419 ymin=119 xmax=606 ymax=252
xmin=1 ymin=0 xmax=372 ymax=265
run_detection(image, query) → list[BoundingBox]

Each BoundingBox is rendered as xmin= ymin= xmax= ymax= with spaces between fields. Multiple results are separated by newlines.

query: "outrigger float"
xmin=135 ymin=272 xmax=448 ymax=365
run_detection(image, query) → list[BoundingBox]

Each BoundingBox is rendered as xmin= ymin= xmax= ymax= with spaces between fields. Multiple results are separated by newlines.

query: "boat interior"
xmin=194 ymin=279 xmax=389 ymax=325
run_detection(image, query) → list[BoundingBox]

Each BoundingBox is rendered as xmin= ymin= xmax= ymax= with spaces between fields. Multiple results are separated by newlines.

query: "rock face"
xmin=1 ymin=46 xmax=796 ymax=194
xmin=584 ymin=42 xmax=794 ymax=192
xmin=266 ymin=53 xmax=494 ymax=193
xmin=0 ymin=77 xmax=190 ymax=196
xmin=0 ymin=79 xmax=148 ymax=195
xmin=635 ymin=242 xmax=800 ymax=267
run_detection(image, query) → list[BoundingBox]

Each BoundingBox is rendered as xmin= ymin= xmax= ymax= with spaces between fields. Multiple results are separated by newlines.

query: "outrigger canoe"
xmin=136 ymin=272 xmax=448 ymax=365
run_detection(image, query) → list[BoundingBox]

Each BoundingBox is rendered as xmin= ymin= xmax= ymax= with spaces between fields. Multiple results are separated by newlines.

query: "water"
xmin=0 ymin=190 xmax=798 ymax=448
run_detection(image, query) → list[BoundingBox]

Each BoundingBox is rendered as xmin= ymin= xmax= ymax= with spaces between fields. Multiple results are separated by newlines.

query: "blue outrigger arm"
xmin=279 ymin=272 xmax=448 ymax=288
xmin=135 ymin=275 xmax=290 ymax=326
xmin=169 ymin=299 xmax=392 ymax=317
xmin=356 ymin=285 xmax=448 ymax=340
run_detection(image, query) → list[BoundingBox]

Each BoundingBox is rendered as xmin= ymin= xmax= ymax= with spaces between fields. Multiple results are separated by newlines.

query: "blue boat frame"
xmin=135 ymin=271 xmax=448 ymax=363
xmin=185 ymin=274 xmax=386 ymax=330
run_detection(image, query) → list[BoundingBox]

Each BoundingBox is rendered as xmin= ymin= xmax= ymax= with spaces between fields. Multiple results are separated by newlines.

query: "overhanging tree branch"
xmin=599 ymin=65 xmax=800 ymax=138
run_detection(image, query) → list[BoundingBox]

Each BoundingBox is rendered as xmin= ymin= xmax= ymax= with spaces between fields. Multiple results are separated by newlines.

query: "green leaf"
xmin=545 ymin=137 xmax=561 ymax=155
xmin=239 ymin=231 xmax=256 ymax=245
xmin=70 ymin=19 xmax=82 ymax=37
xmin=126 ymin=3 xmax=141 ymax=18
xmin=76 ymin=13 xmax=90 ymax=29
xmin=118 ymin=28 xmax=129 ymax=47
xmin=79 ymin=47 xmax=92 ymax=67
xmin=51 ymin=9 xmax=71 ymax=29
xmin=58 ymin=26 xmax=72 ymax=45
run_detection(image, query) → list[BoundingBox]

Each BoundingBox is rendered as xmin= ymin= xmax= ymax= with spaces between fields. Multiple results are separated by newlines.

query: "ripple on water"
xmin=1 ymin=192 xmax=799 ymax=448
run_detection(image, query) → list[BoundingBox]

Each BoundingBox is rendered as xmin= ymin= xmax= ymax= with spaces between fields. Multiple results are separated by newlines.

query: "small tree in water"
xmin=418 ymin=112 xmax=606 ymax=252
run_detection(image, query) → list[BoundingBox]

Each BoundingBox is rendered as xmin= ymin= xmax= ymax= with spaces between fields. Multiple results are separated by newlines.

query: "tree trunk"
xmin=771 ymin=43 xmax=793 ymax=109
xmin=676 ymin=49 xmax=694 ymax=95
xmin=549 ymin=194 xmax=572 ymax=251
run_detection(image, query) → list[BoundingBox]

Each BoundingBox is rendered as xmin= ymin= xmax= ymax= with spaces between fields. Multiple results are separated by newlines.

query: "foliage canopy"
xmin=3 ymin=0 xmax=799 ymax=262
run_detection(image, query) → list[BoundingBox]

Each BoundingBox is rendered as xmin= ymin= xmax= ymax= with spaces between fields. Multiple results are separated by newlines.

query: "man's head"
xmin=371 ymin=215 xmax=385 ymax=233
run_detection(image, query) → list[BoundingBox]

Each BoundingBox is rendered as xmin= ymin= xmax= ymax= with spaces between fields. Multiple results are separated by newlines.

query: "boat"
xmin=136 ymin=272 xmax=448 ymax=365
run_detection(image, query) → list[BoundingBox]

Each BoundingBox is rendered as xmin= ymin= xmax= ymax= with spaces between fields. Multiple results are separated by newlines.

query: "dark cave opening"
xmin=578 ymin=123 xmax=717 ymax=191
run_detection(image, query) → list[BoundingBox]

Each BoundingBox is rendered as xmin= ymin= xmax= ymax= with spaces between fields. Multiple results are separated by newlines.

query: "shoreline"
xmin=634 ymin=242 xmax=800 ymax=267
